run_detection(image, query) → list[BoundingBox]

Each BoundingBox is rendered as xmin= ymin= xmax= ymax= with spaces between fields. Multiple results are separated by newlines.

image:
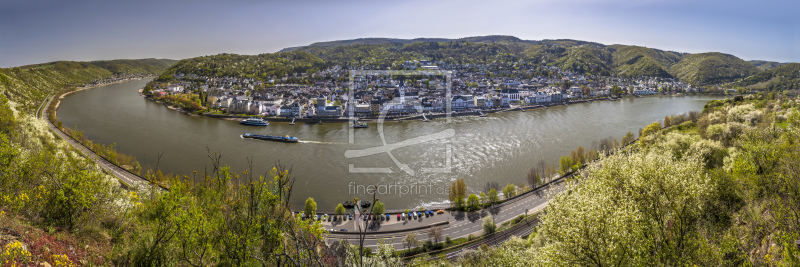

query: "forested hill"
xmin=0 ymin=58 xmax=176 ymax=110
xmin=271 ymin=35 xmax=773 ymax=85
xmin=155 ymin=52 xmax=325 ymax=82
xmin=732 ymin=63 xmax=800 ymax=90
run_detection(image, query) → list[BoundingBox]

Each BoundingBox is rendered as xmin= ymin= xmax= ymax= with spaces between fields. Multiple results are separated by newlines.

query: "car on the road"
xmin=329 ymin=228 xmax=335 ymax=232
xmin=339 ymin=229 xmax=348 ymax=232
xmin=437 ymin=209 xmax=445 ymax=214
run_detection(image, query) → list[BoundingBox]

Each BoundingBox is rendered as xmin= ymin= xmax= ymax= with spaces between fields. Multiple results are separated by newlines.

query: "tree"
xmin=663 ymin=116 xmax=671 ymax=127
xmin=428 ymin=225 xmax=443 ymax=245
xmin=503 ymin=183 xmax=517 ymax=199
xmin=304 ymin=197 xmax=317 ymax=218
xmin=335 ymin=203 xmax=346 ymax=215
xmin=467 ymin=194 xmax=480 ymax=210
xmin=449 ymin=178 xmax=467 ymax=208
xmin=371 ymin=200 xmax=384 ymax=216
xmin=611 ymin=84 xmax=623 ymax=95
xmin=482 ymin=215 xmax=496 ymax=235
xmin=479 ymin=192 xmax=488 ymax=204
xmin=559 ymin=155 xmax=575 ymax=175
xmin=483 ymin=181 xmax=500 ymax=193
xmin=641 ymin=122 xmax=662 ymax=138
xmin=527 ymin=167 xmax=542 ymax=188
xmin=402 ymin=233 xmax=419 ymax=253
xmin=488 ymin=188 xmax=499 ymax=204
xmin=534 ymin=149 xmax=713 ymax=266
xmin=621 ymin=131 xmax=635 ymax=145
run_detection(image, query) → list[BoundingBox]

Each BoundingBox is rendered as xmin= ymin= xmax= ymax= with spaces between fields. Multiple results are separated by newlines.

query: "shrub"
xmin=482 ymin=215 xmax=496 ymax=235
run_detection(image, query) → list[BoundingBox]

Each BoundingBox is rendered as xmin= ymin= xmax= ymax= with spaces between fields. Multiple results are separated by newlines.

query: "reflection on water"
xmin=58 ymin=79 xmax=725 ymax=210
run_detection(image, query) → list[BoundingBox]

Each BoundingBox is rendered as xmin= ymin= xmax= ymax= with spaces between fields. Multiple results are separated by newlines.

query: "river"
xmin=57 ymin=79 xmax=724 ymax=210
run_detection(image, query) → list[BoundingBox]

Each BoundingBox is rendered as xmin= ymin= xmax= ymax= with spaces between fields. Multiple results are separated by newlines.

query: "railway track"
xmin=426 ymin=217 xmax=538 ymax=262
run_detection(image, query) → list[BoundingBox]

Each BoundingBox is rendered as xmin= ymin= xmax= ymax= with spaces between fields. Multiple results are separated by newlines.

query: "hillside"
xmin=155 ymin=52 xmax=326 ymax=82
xmin=610 ymin=45 xmax=683 ymax=78
xmin=750 ymin=60 xmax=788 ymax=71
xmin=280 ymin=35 xmax=530 ymax=52
xmin=668 ymin=52 xmax=759 ymax=84
xmin=275 ymin=36 xmax=775 ymax=84
xmin=0 ymin=58 xmax=175 ymax=110
xmin=732 ymin=63 xmax=800 ymax=90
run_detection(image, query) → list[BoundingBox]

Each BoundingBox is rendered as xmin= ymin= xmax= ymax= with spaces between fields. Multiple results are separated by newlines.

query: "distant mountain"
xmin=156 ymin=35 xmax=799 ymax=87
xmin=0 ymin=58 xmax=176 ymax=109
xmin=749 ymin=60 xmax=789 ymax=71
xmin=279 ymin=35 xmax=530 ymax=52
xmin=282 ymin=36 xmax=770 ymax=84
xmin=732 ymin=63 xmax=800 ymax=90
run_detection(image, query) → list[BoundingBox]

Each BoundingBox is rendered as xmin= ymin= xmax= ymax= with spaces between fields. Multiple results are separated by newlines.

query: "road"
xmin=41 ymin=94 xmax=150 ymax=189
xmin=325 ymin=181 xmax=565 ymax=250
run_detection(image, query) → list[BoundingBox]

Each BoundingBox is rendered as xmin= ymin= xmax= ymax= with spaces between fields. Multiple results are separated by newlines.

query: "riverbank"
xmin=54 ymin=76 xmax=156 ymax=116
xmin=142 ymin=91 xmax=641 ymax=123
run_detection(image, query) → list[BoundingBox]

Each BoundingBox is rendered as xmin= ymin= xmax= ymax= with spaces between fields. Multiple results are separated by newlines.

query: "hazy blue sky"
xmin=1 ymin=0 xmax=797 ymax=67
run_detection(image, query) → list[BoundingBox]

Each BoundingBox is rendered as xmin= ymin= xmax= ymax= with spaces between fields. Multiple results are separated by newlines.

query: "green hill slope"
xmin=749 ymin=60 xmax=788 ymax=71
xmin=668 ymin=52 xmax=758 ymax=85
xmin=155 ymin=52 xmax=326 ymax=82
xmin=732 ymin=63 xmax=800 ymax=90
xmin=0 ymin=58 xmax=175 ymax=110
xmin=610 ymin=45 xmax=683 ymax=78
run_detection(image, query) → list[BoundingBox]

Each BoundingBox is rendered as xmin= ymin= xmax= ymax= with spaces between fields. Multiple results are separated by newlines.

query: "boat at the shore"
xmin=241 ymin=133 xmax=298 ymax=143
xmin=351 ymin=119 xmax=368 ymax=128
xmin=342 ymin=201 xmax=355 ymax=208
xmin=240 ymin=117 xmax=269 ymax=126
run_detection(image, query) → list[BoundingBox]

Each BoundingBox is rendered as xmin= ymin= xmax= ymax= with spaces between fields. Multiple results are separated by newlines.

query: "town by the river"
xmin=57 ymin=79 xmax=725 ymax=210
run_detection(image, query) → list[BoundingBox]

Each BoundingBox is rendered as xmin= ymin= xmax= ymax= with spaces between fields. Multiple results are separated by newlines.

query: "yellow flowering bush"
xmin=51 ymin=254 xmax=76 ymax=267
xmin=2 ymin=241 xmax=31 ymax=265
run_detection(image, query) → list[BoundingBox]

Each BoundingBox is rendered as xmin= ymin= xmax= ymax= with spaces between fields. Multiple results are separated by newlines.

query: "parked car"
xmin=397 ymin=214 xmax=401 ymax=221
xmin=386 ymin=214 xmax=390 ymax=221
xmin=340 ymin=229 xmax=348 ymax=232
xmin=349 ymin=214 xmax=353 ymax=220
xmin=437 ymin=209 xmax=445 ymax=214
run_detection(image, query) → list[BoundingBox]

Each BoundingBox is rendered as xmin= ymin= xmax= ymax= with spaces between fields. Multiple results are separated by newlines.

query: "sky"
xmin=1 ymin=0 xmax=798 ymax=68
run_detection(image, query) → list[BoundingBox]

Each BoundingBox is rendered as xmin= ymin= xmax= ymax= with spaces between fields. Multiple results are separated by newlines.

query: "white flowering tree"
xmin=532 ymin=149 xmax=712 ymax=266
